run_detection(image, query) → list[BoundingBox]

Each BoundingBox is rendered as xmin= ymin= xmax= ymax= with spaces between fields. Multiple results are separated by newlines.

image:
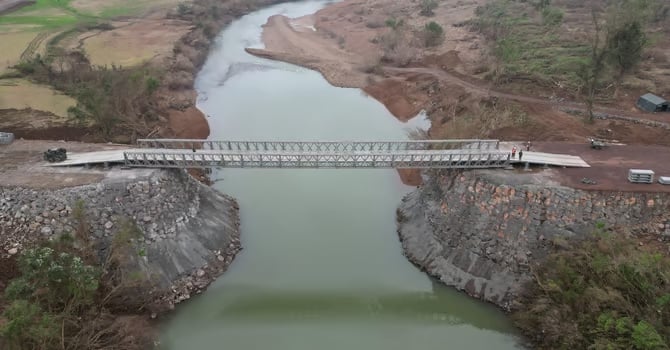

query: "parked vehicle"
xmin=588 ymin=137 xmax=607 ymax=150
xmin=43 ymin=148 xmax=67 ymax=163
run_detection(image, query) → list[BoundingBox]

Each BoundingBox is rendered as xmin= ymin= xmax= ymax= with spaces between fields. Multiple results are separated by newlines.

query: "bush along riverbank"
xmin=0 ymin=169 xmax=241 ymax=349
xmin=513 ymin=226 xmax=670 ymax=349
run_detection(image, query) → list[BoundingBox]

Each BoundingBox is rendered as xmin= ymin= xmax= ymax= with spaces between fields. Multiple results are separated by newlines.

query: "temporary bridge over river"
xmin=47 ymin=139 xmax=590 ymax=169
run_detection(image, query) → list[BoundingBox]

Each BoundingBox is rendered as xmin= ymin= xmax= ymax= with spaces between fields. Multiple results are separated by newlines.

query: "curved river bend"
xmin=162 ymin=2 xmax=521 ymax=349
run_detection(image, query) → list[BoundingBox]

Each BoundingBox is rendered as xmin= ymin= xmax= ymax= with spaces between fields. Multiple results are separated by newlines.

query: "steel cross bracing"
xmin=136 ymin=139 xmax=501 ymax=152
xmin=123 ymin=149 xmax=510 ymax=169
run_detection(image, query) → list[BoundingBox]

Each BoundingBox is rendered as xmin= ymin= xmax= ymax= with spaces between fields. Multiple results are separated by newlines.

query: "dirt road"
xmin=384 ymin=66 xmax=670 ymax=126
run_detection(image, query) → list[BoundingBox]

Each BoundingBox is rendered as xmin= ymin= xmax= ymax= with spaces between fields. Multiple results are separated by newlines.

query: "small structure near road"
xmin=0 ymin=132 xmax=14 ymax=145
xmin=636 ymin=93 xmax=669 ymax=112
xmin=628 ymin=169 xmax=655 ymax=184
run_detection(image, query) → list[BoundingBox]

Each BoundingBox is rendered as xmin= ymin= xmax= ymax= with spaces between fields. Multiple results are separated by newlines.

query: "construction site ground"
xmin=531 ymin=142 xmax=670 ymax=193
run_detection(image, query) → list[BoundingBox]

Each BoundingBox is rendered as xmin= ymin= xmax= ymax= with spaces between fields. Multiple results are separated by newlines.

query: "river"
xmin=161 ymin=2 xmax=521 ymax=349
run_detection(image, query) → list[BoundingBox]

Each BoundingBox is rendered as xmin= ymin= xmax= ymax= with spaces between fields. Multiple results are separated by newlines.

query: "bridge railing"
xmin=123 ymin=149 xmax=510 ymax=169
xmin=136 ymin=139 xmax=501 ymax=152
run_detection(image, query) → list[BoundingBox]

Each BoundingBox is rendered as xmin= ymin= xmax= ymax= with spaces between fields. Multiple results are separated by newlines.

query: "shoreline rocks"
xmin=397 ymin=170 xmax=670 ymax=310
xmin=0 ymin=168 xmax=241 ymax=309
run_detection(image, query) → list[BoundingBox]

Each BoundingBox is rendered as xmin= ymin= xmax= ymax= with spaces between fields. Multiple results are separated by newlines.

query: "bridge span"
xmin=126 ymin=139 xmax=508 ymax=169
xmin=45 ymin=139 xmax=590 ymax=169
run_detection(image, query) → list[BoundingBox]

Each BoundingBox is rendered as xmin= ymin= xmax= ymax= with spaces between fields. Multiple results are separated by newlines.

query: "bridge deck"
xmin=46 ymin=147 xmax=589 ymax=169
xmin=509 ymin=151 xmax=589 ymax=167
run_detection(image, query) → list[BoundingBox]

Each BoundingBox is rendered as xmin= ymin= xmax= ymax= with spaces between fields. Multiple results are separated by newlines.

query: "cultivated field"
xmin=0 ymin=78 xmax=75 ymax=117
xmin=0 ymin=0 xmax=189 ymax=134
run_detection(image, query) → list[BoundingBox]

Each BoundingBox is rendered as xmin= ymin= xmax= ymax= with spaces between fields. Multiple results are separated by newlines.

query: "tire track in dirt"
xmin=20 ymin=31 xmax=48 ymax=61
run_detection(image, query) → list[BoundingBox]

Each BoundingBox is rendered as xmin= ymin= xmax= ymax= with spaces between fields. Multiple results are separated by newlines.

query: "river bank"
xmin=398 ymin=169 xmax=670 ymax=310
xmin=246 ymin=0 xmax=670 ymax=150
xmin=0 ymin=151 xmax=242 ymax=312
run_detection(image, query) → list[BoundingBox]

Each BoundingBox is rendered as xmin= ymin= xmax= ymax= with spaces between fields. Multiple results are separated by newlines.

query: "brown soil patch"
xmin=363 ymin=77 xmax=427 ymax=121
xmin=0 ymin=255 xmax=19 ymax=314
xmin=0 ymin=108 xmax=98 ymax=141
xmin=167 ymin=106 xmax=210 ymax=139
xmin=535 ymin=142 xmax=670 ymax=193
xmin=397 ymin=168 xmax=421 ymax=186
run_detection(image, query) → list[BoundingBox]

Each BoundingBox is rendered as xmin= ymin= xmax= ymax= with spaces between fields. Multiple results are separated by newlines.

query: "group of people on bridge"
xmin=508 ymin=141 xmax=532 ymax=161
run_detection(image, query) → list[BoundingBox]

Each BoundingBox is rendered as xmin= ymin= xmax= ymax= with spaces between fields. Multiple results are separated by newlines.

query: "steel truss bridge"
xmin=122 ymin=139 xmax=510 ymax=169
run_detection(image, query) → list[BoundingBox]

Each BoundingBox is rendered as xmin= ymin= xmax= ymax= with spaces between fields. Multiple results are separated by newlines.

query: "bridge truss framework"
xmin=124 ymin=139 xmax=509 ymax=169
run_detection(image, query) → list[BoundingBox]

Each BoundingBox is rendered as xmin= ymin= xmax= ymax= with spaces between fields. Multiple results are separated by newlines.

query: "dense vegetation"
xmin=513 ymin=227 xmax=670 ymax=349
xmin=0 ymin=203 xmax=156 ymax=350
xmin=13 ymin=51 xmax=163 ymax=141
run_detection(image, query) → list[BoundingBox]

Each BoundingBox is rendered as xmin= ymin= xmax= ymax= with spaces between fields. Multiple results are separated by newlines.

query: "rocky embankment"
xmin=0 ymin=169 xmax=240 ymax=310
xmin=398 ymin=170 xmax=670 ymax=310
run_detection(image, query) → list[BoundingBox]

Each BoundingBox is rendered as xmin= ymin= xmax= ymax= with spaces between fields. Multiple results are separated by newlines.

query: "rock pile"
xmin=0 ymin=169 xmax=241 ymax=307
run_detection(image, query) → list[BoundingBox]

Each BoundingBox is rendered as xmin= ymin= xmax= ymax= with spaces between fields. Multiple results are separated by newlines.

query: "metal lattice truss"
xmin=136 ymin=139 xmax=501 ymax=152
xmin=123 ymin=149 xmax=510 ymax=169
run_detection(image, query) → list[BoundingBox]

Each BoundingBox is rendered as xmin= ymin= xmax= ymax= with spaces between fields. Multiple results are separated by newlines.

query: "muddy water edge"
xmin=160 ymin=2 xmax=522 ymax=349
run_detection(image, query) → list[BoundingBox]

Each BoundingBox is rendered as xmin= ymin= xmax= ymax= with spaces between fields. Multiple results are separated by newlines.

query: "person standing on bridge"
xmin=526 ymin=140 xmax=531 ymax=151
xmin=511 ymin=146 xmax=517 ymax=159
xmin=519 ymin=150 xmax=523 ymax=161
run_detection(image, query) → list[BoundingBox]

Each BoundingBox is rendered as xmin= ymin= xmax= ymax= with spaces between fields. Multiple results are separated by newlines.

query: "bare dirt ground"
xmin=533 ymin=142 xmax=670 ymax=193
xmin=0 ymin=108 xmax=97 ymax=141
xmin=167 ymin=106 xmax=210 ymax=139
xmin=0 ymin=140 xmax=134 ymax=189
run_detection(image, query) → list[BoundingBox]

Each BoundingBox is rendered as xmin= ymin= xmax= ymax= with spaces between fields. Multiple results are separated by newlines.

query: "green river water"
xmin=161 ymin=2 xmax=522 ymax=349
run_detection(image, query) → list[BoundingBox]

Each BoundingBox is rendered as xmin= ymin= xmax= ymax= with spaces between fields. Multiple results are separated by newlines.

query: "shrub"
xmin=0 ymin=211 xmax=156 ymax=350
xmin=385 ymin=17 xmax=404 ymax=30
xmin=513 ymin=231 xmax=670 ymax=350
xmin=541 ymin=6 xmax=563 ymax=26
xmin=420 ymin=0 xmax=438 ymax=16
xmin=424 ymin=21 xmax=444 ymax=47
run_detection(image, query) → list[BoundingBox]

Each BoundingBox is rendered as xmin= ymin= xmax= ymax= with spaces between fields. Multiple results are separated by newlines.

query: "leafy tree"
xmin=607 ymin=20 xmax=647 ymax=94
xmin=1 ymin=246 xmax=99 ymax=350
xmin=577 ymin=10 xmax=609 ymax=123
